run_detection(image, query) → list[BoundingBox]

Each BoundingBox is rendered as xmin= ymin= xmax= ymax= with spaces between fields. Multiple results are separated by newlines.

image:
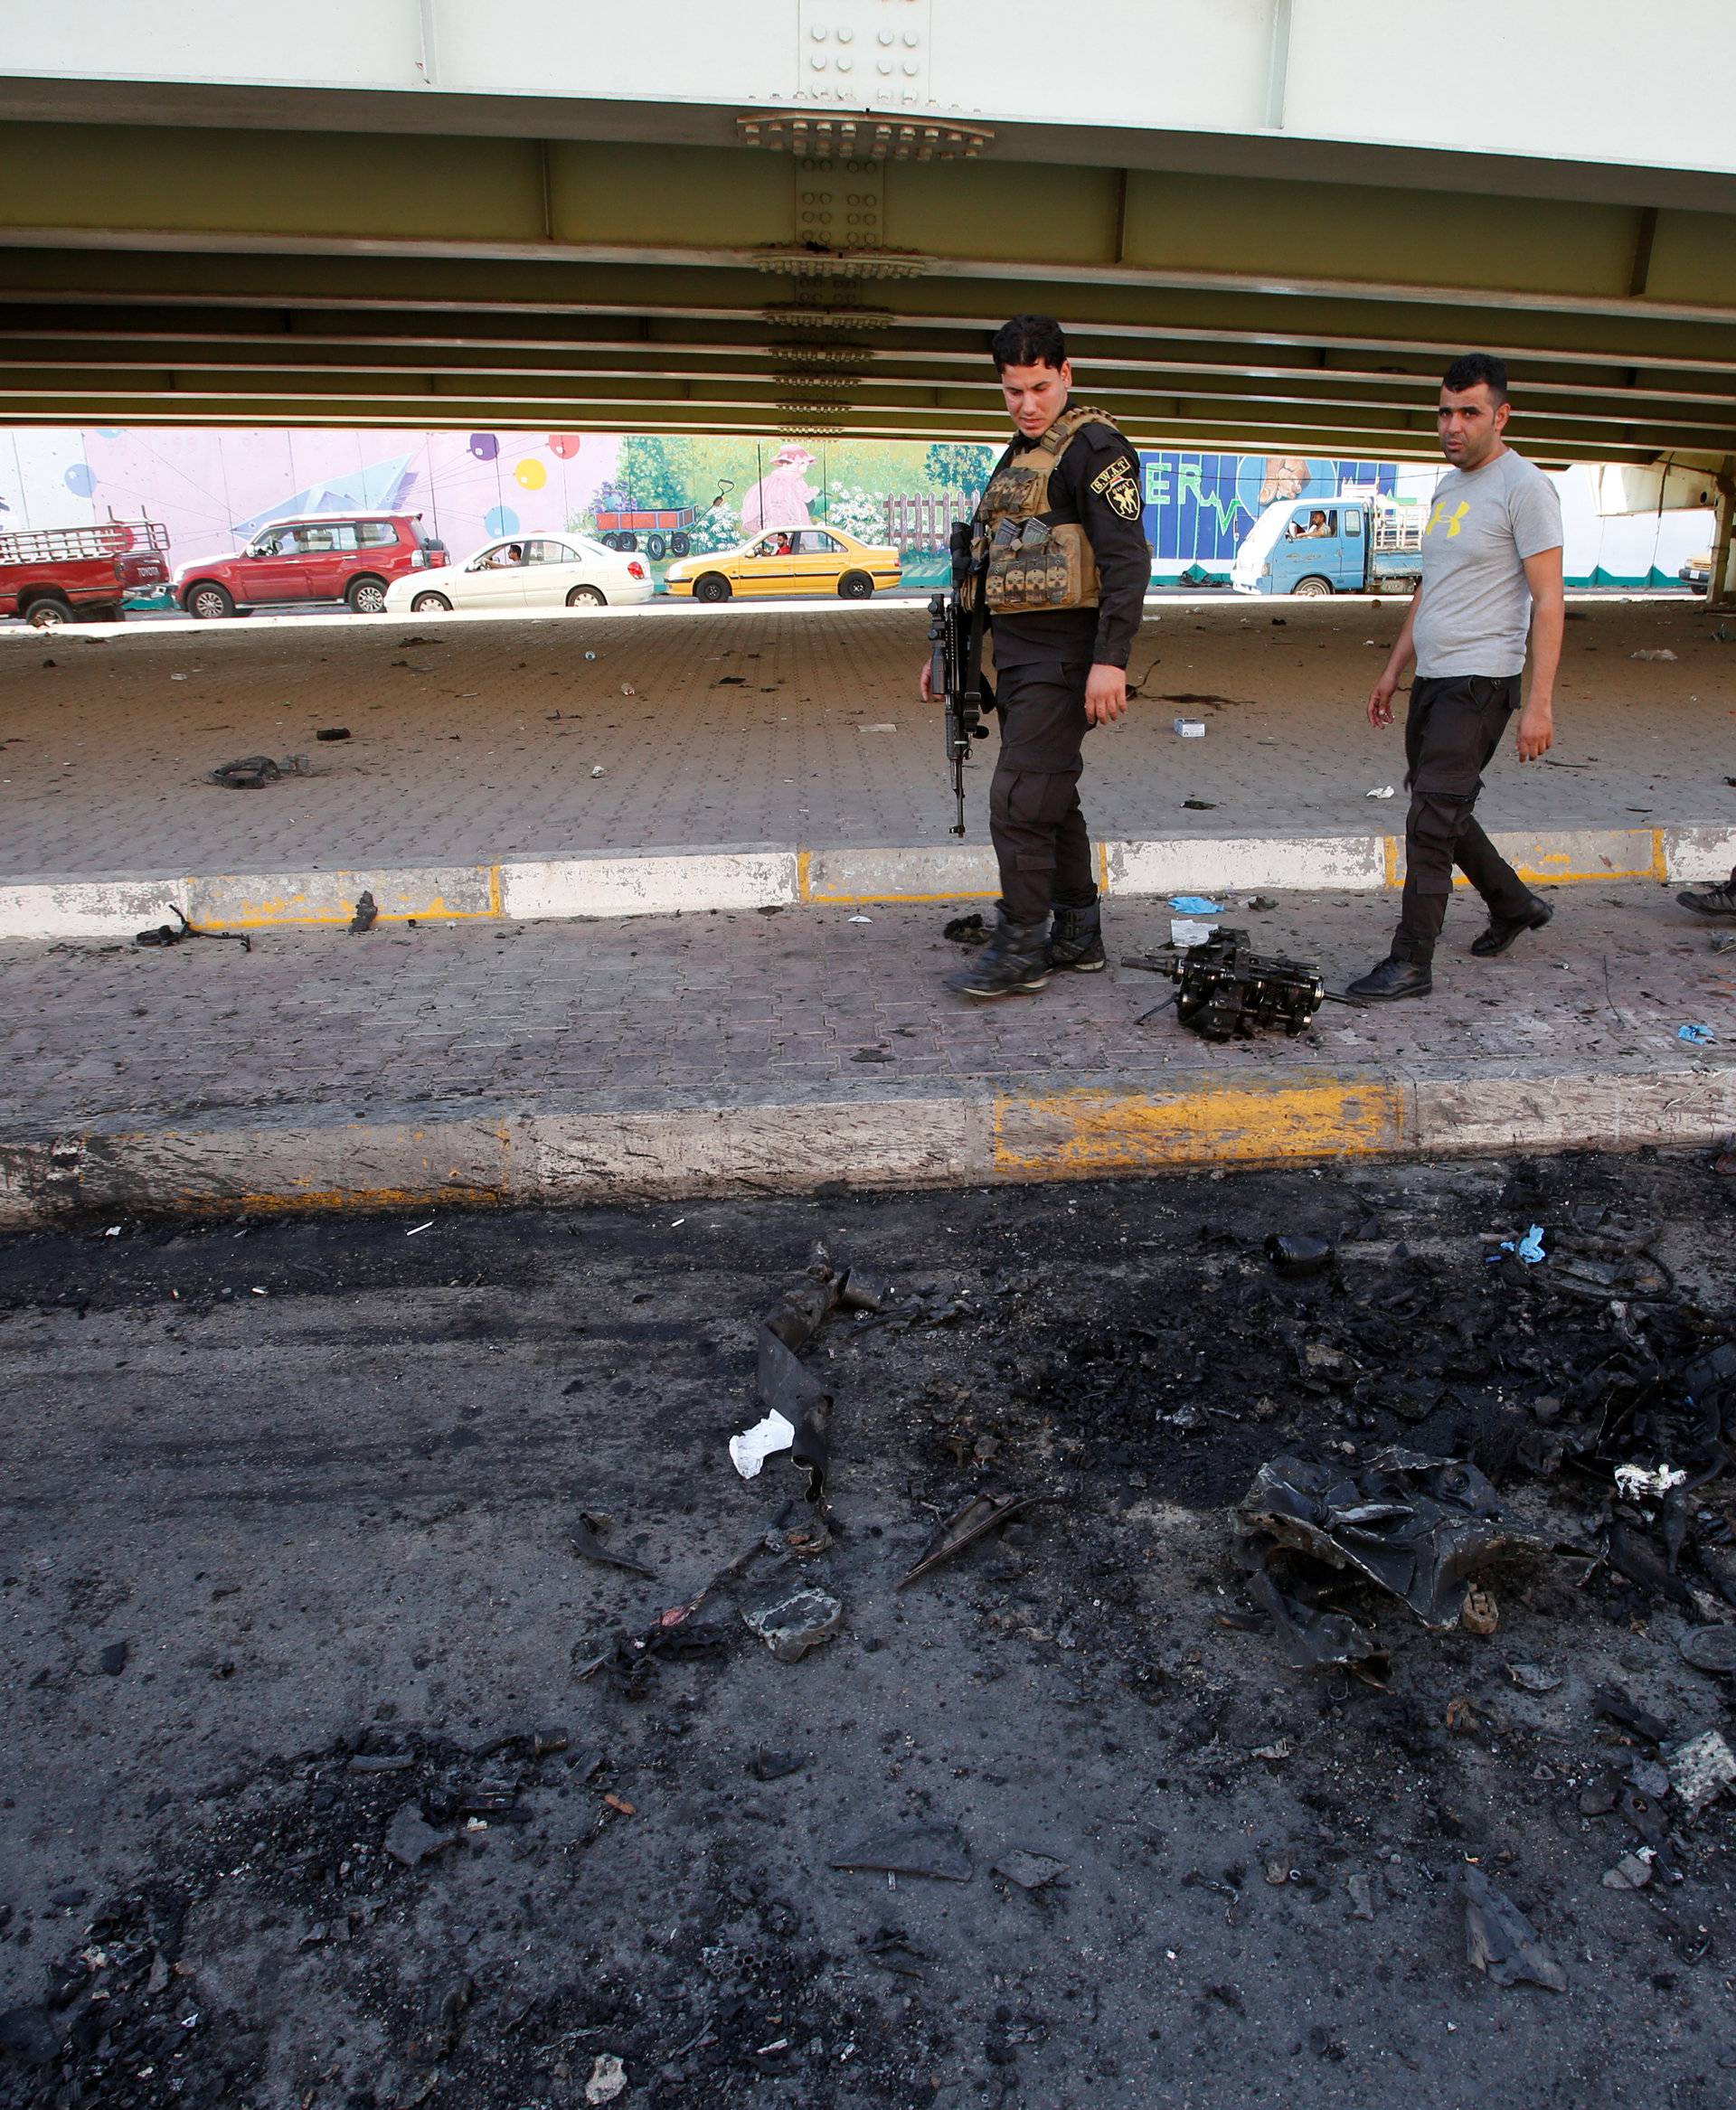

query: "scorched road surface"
xmin=1 ymin=1155 xmax=1734 ymax=2110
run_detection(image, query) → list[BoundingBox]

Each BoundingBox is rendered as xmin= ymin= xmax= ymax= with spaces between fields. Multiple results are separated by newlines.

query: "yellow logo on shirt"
xmin=1426 ymin=499 xmax=1472 ymax=539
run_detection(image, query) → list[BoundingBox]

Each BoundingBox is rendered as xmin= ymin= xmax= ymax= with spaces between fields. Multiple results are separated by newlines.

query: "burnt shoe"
xmin=1049 ymin=901 xmax=1106 ymax=973
xmin=1470 ymin=897 xmax=1553 ymax=957
xmin=944 ymin=913 xmax=1052 ymax=998
xmin=1345 ymin=956 xmax=1432 ymax=1003
xmin=1677 ymin=867 xmax=1736 ymax=918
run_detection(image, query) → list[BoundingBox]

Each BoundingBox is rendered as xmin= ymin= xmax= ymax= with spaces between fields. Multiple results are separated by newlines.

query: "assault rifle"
xmin=928 ymin=520 xmax=991 ymax=837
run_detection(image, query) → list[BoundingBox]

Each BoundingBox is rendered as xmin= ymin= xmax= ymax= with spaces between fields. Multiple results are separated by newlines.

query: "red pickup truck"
xmin=0 ymin=521 xmax=172 ymax=626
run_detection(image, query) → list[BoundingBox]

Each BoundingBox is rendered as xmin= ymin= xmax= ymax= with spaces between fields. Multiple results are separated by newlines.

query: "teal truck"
xmin=1231 ymin=492 xmax=1426 ymax=597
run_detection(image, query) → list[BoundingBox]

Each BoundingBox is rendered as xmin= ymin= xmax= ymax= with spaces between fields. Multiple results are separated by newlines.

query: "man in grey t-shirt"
xmin=1348 ymin=352 xmax=1565 ymax=1002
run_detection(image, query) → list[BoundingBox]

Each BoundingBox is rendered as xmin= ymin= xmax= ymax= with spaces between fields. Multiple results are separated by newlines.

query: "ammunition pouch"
xmin=967 ymin=409 xmax=1109 ymax=617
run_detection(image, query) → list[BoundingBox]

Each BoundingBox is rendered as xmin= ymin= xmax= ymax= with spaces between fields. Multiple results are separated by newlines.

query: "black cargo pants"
xmin=988 ymin=661 xmax=1099 ymax=927
xmin=1392 ymin=674 xmax=1534 ymax=964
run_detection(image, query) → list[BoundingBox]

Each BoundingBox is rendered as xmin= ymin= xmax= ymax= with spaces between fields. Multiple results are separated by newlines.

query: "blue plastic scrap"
xmin=1489 ymin=1224 xmax=1547 ymax=1267
xmin=1169 ymin=895 xmax=1223 ymax=915
xmin=1678 ymin=1023 xmax=1717 ymax=1046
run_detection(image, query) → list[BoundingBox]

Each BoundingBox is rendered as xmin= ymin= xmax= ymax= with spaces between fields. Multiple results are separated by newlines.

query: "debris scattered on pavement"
xmin=742 ymin=1584 xmax=842 ymax=1663
xmin=832 ymin=1824 xmax=972 ymax=1882
xmin=1666 ymin=1728 xmax=1736 ymax=1814
xmin=1613 ymin=1461 xmax=1686 ymax=1499
xmin=569 ymin=1512 xmax=657 ymax=1580
xmin=1494 ymin=1224 xmax=1547 ymax=1265
xmin=898 ymin=1491 xmax=1044 ymax=1587
xmin=209 ymin=753 xmax=313 ymax=789
xmin=590 ymin=764 xmax=606 ymax=777
xmin=315 ymin=727 xmax=351 ymax=741
xmin=1630 ymin=648 xmax=1677 ymax=661
xmin=1181 ymin=797 xmax=1218 ymax=809
xmin=1462 ymin=1867 xmax=1567 ymax=1992
xmin=1173 ymin=718 xmax=1206 ymax=737
xmin=943 ymin=912 xmax=990 ymax=947
xmin=584 ymin=2052 xmax=628 ymax=2104
xmin=1265 ymin=1232 xmax=1334 ymax=1278
xmin=1168 ymin=895 xmax=1222 ymax=914
xmin=1506 ymin=1662 xmax=1561 ymax=1692
xmin=1679 ymin=1628 xmax=1736 ymax=1675
xmin=349 ymin=890 xmax=378 ymax=934
xmin=992 ymin=1851 xmax=1067 ymax=1891
xmin=729 ymin=1408 xmax=797 ymax=1480
xmin=1239 ymin=1448 xmax=1548 ymax=1634
xmin=384 ymin=1804 xmax=456 ymax=1869
xmin=1365 ymin=785 xmax=1396 ymax=798
xmin=134 ymin=905 xmax=252 ymax=954
xmin=1243 ymin=1565 xmax=1387 ymax=1678
xmin=858 ymin=722 xmax=898 ymax=733
xmin=1678 ymin=1022 xmax=1716 ymax=1045
xmin=1170 ymin=918 xmax=1215 ymax=947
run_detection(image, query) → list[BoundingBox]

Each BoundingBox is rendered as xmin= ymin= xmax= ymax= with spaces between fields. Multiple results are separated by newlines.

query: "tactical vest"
xmin=968 ymin=405 xmax=1114 ymax=616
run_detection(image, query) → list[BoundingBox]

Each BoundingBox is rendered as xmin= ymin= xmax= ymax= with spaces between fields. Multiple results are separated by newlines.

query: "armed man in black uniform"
xmin=920 ymin=314 xmax=1151 ymax=997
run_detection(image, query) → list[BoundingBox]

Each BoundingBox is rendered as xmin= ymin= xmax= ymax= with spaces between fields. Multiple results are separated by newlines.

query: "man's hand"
xmin=1367 ymin=674 xmax=1399 ymax=730
xmin=1515 ymin=699 xmax=1553 ymax=762
xmin=1085 ymin=663 xmax=1127 ymax=726
xmin=919 ymin=657 xmax=936 ymax=702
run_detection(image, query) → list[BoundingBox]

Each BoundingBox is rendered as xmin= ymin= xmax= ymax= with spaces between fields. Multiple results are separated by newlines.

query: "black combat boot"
xmin=1470 ymin=896 xmax=1552 ymax=956
xmin=1345 ymin=955 xmax=1432 ymax=1003
xmin=944 ymin=911 xmax=1052 ymax=998
xmin=1677 ymin=867 xmax=1736 ymax=918
xmin=1049 ymin=900 xmax=1106 ymax=973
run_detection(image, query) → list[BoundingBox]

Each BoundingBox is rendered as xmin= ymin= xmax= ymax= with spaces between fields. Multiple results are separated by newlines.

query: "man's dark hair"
xmin=991 ymin=314 xmax=1068 ymax=372
xmin=1441 ymin=352 xmax=1509 ymax=405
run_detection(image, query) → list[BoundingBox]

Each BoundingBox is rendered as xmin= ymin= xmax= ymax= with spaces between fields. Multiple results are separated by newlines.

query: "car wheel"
xmin=567 ymin=585 xmax=607 ymax=608
xmin=693 ymin=573 xmax=731 ymax=603
xmin=669 ymin=532 xmax=690 ymax=558
xmin=186 ymin=582 xmax=235 ymax=619
xmin=1292 ymin=576 xmax=1333 ymax=598
xmin=837 ymin=570 xmax=874 ymax=599
xmin=645 ymin=532 xmax=667 ymax=561
xmin=25 ymin=596 xmax=73 ymax=629
xmin=410 ymin=590 xmax=453 ymax=613
xmin=346 ymin=576 xmax=388 ymax=614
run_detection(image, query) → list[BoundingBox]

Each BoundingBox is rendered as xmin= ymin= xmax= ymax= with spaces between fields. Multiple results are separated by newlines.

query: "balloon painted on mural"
xmin=548 ymin=434 xmax=581 ymax=459
xmin=484 ymin=505 xmax=521 ymax=537
xmin=63 ymin=461 xmax=96 ymax=498
xmin=468 ymin=433 xmax=499 ymax=462
xmin=514 ymin=458 xmax=547 ymax=490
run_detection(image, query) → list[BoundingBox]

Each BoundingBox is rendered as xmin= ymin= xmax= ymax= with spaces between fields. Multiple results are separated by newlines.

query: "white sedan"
xmin=383 ymin=533 xmax=655 ymax=615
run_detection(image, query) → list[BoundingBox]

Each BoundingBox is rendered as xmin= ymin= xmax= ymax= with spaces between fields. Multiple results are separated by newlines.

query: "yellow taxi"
xmin=663 ymin=524 xmax=902 ymax=602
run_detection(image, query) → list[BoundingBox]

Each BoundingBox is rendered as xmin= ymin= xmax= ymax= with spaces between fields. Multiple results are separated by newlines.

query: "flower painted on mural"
xmin=548 ymin=434 xmax=581 ymax=459
xmin=485 ymin=505 xmax=521 ymax=537
xmin=64 ymin=462 xmax=96 ymax=497
xmin=514 ymin=458 xmax=548 ymax=490
xmin=740 ymin=444 xmax=819 ymax=535
xmin=469 ymin=434 xmax=500 ymax=462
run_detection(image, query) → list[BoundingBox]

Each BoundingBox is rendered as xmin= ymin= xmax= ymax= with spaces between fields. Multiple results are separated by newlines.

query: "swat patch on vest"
xmin=1090 ymin=455 xmax=1143 ymax=521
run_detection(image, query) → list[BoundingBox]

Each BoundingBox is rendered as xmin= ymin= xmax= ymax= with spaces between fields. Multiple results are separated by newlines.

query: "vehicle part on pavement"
xmin=1679 ymin=1627 xmax=1736 ymax=1675
xmin=1243 ymin=1565 xmax=1388 ymax=1678
xmin=1463 ymin=1867 xmax=1568 ymax=1992
xmin=831 ymin=1823 xmax=972 ymax=1882
xmin=1157 ymin=927 xmax=1326 ymax=1041
xmin=209 ymin=753 xmax=281 ymax=789
xmin=897 ymin=1491 xmax=1044 ymax=1588
xmin=1240 ymin=1448 xmax=1550 ymax=1633
xmin=133 ymin=905 xmax=251 ymax=953
xmin=348 ymin=890 xmax=378 ymax=935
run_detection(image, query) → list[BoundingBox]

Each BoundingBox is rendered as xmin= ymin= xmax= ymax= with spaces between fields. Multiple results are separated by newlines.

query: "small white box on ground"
xmin=1174 ymin=718 xmax=1206 ymax=738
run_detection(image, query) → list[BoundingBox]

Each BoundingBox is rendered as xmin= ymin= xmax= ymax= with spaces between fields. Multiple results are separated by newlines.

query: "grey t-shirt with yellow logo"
xmin=1411 ymin=449 xmax=1563 ymax=680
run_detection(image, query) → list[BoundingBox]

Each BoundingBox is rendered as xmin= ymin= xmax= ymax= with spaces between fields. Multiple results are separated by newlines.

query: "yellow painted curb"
xmin=992 ymin=1079 xmax=1410 ymax=1175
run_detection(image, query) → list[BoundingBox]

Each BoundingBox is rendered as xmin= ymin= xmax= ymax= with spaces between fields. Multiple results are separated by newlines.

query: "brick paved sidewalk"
xmin=2 ymin=880 xmax=1729 ymax=1135
xmin=1 ymin=597 xmax=1731 ymax=883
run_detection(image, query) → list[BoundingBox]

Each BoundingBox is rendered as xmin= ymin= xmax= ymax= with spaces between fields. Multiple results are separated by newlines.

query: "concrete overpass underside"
xmin=0 ymin=4 xmax=1733 ymax=485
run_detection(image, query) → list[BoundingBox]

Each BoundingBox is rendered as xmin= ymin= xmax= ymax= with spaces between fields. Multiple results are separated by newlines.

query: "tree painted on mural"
xmin=923 ymin=442 xmax=996 ymax=495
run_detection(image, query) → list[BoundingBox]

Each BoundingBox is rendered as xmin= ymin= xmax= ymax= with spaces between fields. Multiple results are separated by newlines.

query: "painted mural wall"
xmin=0 ymin=424 xmax=1713 ymax=589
